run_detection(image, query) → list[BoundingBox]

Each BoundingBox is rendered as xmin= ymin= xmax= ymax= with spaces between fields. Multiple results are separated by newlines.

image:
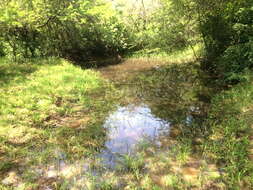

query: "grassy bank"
xmin=1 ymin=54 xmax=253 ymax=190
xmin=114 ymin=56 xmax=253 ymax=189
xmin=138 ymin=60 xmax=253 ymax=189
xmin=0 ymin=57 xmax=118 ymax=189
xmin=202 ymin=76 xmax=253 ymax=189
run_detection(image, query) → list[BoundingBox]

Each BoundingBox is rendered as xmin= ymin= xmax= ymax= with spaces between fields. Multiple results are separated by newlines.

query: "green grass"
xmin=121 ymin=56 xmax=253 ymax=189
xmin=1 ymin=52 xmax=253 ymax=190
xmin=126 ymin=44 xmax=202 ymax=63
xmin=0 ymin=57 xmax=118 ymax=188
xmin=202 ymin=76 xmax=253 ymax=189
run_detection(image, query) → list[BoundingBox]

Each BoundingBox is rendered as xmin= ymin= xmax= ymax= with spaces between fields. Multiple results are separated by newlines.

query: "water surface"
xmin=100 ymin=104 xmax=170 ymax=167
xmin=36 ymin=104 xmax=171 ymax=188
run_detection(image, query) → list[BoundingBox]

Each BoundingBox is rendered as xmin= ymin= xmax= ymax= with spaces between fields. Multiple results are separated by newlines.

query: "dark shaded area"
xmin=74 ymin=55 xmax=124 ymax=69
xmin=0 ymin=136 xmax=23 ymax=174
xmin=0 ymin=58 xmax=62 ymax=87
xmin=200 ymin=0 xmax=253 ymax=85
xmin=0 ymin=62 xmax=38 ymax=86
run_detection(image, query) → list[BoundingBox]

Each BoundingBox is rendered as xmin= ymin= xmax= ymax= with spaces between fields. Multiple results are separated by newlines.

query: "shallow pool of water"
xmin=100 ymin=104 xmax=170 ymax=167
xmin=36 ymin=104 xmax=171 ymax=187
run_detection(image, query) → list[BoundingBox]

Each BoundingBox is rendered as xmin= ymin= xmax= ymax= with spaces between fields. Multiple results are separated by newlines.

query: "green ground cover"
xmin=1 ymin=52 xmax=253 ymax=189
xmin=0 ymin=57 xmax=119 ymax=189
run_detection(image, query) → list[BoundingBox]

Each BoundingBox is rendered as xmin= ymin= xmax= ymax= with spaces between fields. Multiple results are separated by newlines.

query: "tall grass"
xmin=202 ymin=76 xmax=253 ymax=188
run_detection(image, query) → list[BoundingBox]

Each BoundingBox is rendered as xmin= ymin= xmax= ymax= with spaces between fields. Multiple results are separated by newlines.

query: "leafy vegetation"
xmin=1 ymin=0 xmax=253 ymax=189
xmin=0 ymin=57 xmax=119 ymax=188
xmin=197 ymin=0 xmax=253 ymax=84
xmin=0 ymin=0 xmax=198 ymax=62
xmin=0 ymin=0 xmax=132 ymax=62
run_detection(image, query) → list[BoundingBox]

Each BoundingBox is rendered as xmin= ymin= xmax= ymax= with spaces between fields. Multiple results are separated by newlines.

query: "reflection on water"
xmin=35 ymin=104 xmax=171 ymax=189
xmin=100 ymin=104 xmax=170 ymax=167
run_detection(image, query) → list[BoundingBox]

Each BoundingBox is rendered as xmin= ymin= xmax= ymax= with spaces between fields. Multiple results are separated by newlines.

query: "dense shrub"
xmin=114 ymin=0 xmax=197 ymax=53
xmin=219 ymin=40 xmax=253 ymax=83
xmin=153 ymin=0 xmax=198 ymax=52
xmin=0 ymin=0 xmax=133 ymax=62
xmin=199 ymin=0 xmax=253 ymax=84
xmin=0 ymin=0 xmax=200 ymax=61
xmin=0 ymin=41 xmax=5 ymax=57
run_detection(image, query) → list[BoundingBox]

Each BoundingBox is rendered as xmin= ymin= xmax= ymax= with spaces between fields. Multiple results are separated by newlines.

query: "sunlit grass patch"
xmin=0 ymin=57 xmax=118 ymax=187
xmin=202 ymin=76 xmax=253 ymax=188
xmin=127 ymin=44 xmax=202 ymax=63
xmin=2 ymin=52 xmax=252 ymax=189
xmin=0 ymin=58 xmax=103 ymax=128
xmin=120 ymin=153 xmax=145 ymax=174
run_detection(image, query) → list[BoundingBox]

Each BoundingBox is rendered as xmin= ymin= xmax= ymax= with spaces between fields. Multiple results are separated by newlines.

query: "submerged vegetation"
xmin=1 ymin=0 xmax=253 ymax=189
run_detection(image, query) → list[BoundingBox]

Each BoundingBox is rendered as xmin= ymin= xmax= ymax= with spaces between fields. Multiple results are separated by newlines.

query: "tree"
xmin=0 ymin=0 xmax=132 ymax=62
xmin=196 ymin=0 xmax=253 ymax=84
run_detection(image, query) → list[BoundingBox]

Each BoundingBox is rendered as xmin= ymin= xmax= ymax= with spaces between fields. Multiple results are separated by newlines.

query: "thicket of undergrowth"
xmin=0 ymin=0 xmax=196 ymax=64
xmin=198 ymin=0 xmax=253 ymax=85
xmin=0 ymin=0 xmax=134 ymax=62
xmin=1 ymin=0 xmax=253 ymax=188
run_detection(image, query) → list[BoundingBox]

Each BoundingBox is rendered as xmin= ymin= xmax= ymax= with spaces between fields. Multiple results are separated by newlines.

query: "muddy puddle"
xmin=34 ymin=104 xmax=172 ymax=188
xmin=38 ymin=103 xmax=201 ymax=171
xmin=24 ymin=100 xmax=204 ymax=190
xmin=100 ymin=104 xmax=170 ymax=168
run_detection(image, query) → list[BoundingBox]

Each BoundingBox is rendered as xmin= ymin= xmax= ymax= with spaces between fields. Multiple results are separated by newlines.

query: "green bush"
xmin=219 ymin=40 xmax=253 ymax=84
xmin=0 ymin=41 xmax=5 ymax=57
xmin=199 ymin=0 xmax=253 ymax=84
xmin=0 ymin=0 xmax=133 ymax=62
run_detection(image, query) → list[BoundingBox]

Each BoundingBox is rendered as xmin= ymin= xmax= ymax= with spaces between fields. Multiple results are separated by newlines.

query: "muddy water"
xmin=35 ymin=60 xmax=205 ymax=189
xmin=37 ymin=103 xmax=171 ymax=189
xmin=100 ymin=104 xmax=170 ymax=168
xmin=47 ymin=60 xmax=199 ymax=169
xmin=50 ymin=103 xmax=171 ymax=168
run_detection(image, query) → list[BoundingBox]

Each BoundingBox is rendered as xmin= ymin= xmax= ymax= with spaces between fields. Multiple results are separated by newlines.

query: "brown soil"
xmin=98 ymin=58 xmax=168 ymax=81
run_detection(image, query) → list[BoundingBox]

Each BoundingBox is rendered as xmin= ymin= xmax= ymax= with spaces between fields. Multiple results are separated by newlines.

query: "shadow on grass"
xmin=0 ymin=136 xmax=22 ymax=175
xmin=0 ymin=57 xmax=115 ymax=187
xmin=0 ymin=57 xmax=62 ymax=87
xmin=75 ymin=55 xmax=123 ymax=69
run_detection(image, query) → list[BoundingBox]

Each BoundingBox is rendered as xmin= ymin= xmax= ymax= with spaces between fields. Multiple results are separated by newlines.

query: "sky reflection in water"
xmin=100 ymin=104 xmax=170 ymax=167
xmin=36 ymin=104 xmax=171 ymax=188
